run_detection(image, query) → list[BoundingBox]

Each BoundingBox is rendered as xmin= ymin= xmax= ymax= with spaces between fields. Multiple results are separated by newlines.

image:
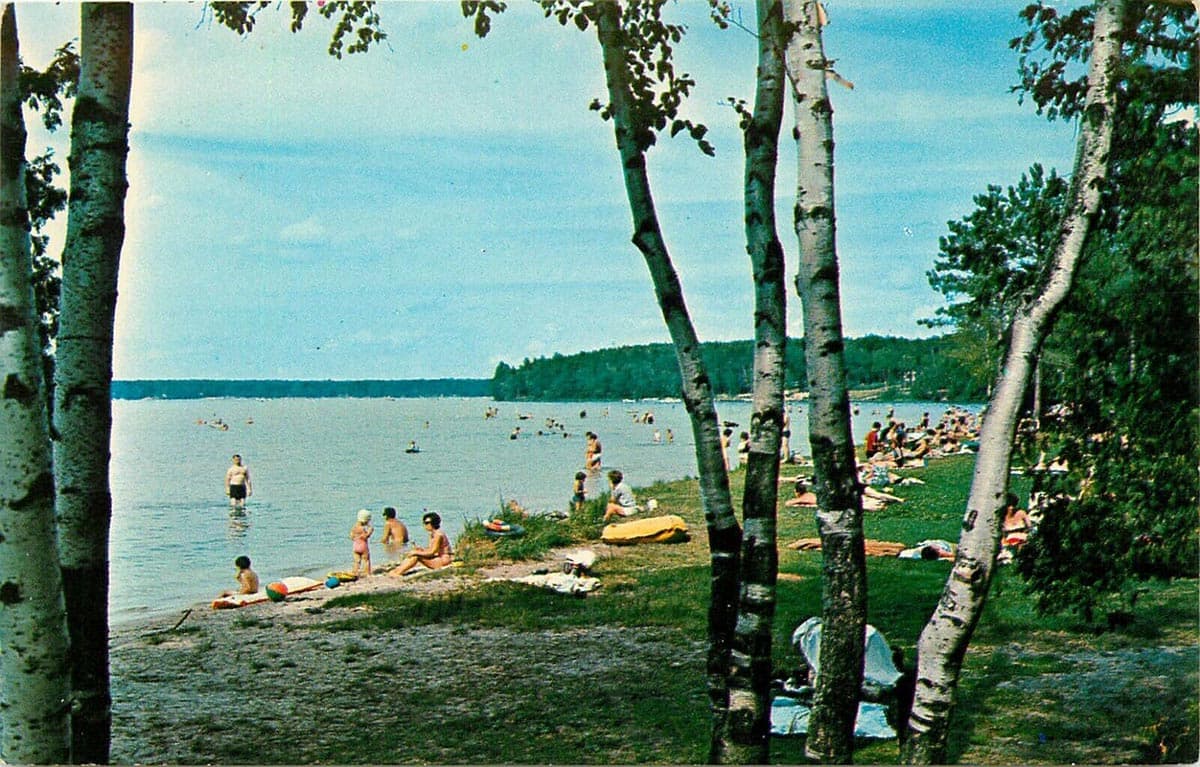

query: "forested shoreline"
xmin=111 ymin=335 xmax=986 ymax=402
xmin=111 ymin=378 xmax=491 ymax=400
xmin=491 ymin=335 xmax=986 ymax=402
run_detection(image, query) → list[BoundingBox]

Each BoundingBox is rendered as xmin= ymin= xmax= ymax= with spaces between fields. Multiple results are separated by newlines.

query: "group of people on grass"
xmin=573 ymin=460 xmax=641 ymax=523
xmin=576 ymin=429 xmax=644 ymax=522
xmin=783 ymin=406 xmax=1043 ymax=560
xmin=862 ymin=408 xmax=982 ymax=471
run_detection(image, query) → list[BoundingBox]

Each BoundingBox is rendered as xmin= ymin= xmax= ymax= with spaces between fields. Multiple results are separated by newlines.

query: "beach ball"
xmin=325 ymin=576 xmax=340 ymax=589
xmin=265 ymin=581 xmax=289 ymax=602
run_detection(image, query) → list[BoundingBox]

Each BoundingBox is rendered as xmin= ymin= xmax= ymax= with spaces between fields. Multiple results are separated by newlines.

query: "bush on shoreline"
xmin=455 ymin=496 xmax=609 ymax=567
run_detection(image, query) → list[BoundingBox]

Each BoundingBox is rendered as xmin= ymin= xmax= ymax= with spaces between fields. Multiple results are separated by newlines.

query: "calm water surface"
xmin=109 ymin=396 xmax=964 ymax=625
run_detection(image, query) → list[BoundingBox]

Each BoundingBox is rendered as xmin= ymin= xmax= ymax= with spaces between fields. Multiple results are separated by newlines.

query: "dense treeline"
xmin=109 ymin=335 xmax=984 ymax=403
xmin=112 ymin=379 xmax=491 ymax=400
xmin=491 ymin=335 xmax=984 ymax=401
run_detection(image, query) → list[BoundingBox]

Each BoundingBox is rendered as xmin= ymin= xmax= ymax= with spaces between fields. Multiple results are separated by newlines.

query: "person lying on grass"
xmin=785 ymin=479 xmax=818 ymax=507
xmin=862 ymin=486 xmax=905 ymax=512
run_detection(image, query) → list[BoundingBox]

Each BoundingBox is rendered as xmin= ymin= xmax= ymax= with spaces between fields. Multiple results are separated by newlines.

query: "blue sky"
xmin=16 ymin=1 xmax=1078 ymax=380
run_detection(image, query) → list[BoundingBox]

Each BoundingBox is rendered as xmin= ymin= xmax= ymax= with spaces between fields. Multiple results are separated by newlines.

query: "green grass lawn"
xmin=319 ymin=454 xmax=1198 ymax=764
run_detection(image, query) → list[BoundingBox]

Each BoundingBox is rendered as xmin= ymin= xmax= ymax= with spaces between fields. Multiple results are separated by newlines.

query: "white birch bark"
xmin=0 ymin=4 xmax=73 ymax=762
xmin=785 ymin=1 xmax=868 ymax=761
xmin=52 ymin=3 xmax=133 ymax=761
xmin=905 ymin=1 xmax=1125 ymax=761
xmin=722 ymin=0 xmax=788 ymax=760
xmin=591 ymin=4 xmax=743 ymax=761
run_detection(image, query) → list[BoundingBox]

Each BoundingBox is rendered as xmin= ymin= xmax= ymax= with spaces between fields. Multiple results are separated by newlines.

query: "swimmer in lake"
xmin=224 ymin=454 xmax=252 ymax=509
xmin=381 ymin=506 xmax=410 ymax=562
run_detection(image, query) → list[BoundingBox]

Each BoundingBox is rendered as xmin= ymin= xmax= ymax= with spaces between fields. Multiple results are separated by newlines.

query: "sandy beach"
xmin=108 ymin=544 xmax=700 ymax=764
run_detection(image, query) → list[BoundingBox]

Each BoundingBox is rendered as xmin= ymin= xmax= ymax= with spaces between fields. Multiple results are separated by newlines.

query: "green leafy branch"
xmin=19 ymin=40 xmax=78 ymax=131
xmin=209 ymin=1 xmax=388 ymax=58
xmin=464 ymin=0 xmax=714 ymax=156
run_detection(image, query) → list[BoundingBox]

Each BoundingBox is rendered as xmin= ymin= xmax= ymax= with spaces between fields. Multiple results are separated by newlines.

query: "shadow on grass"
xmin=309 ymin=450 xmax=1196 ymax=765
xmin=323 ymin=564 xmax=714 ymax=635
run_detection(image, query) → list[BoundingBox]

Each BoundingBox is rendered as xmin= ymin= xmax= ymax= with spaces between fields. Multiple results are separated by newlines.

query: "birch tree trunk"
xmin=904 ymin=2 xmax=1125 ymax=761
xmin=0 ymin=4 xmax=73 ymax=762
xmin=52 ymin=3 xmax=133 ymax=761
xmin=720 ymin=0 xmax=788 ymax=761
xmin=1031 ymin=356 xmax=1041 ymax=428
xmin=785 ymin=1 xmax=868 ymax=761
xmin=592 ymin=4 xmax=744 ymax=761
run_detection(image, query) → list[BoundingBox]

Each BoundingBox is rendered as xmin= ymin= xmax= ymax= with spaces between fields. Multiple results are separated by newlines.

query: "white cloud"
xmin=279 ymin=216 xmax=327 ymax=245
xmin=27 ymin=1 xmax=1092 ymax=380
xmin=118 ymin=3 xmax=612 ymax=146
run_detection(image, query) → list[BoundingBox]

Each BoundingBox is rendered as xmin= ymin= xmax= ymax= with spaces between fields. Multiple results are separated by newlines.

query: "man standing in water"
xmin=585 ymin=431 xmax=603 ymax=471
xmin=224 ymin=454 xmax=252 ymax=509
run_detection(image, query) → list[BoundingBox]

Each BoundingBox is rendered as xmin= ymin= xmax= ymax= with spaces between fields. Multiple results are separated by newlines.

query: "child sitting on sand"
xmin=350 ymin=509 xmax=374 ymax=578
xmin=219 ymin=555 xmax=259 ymax=597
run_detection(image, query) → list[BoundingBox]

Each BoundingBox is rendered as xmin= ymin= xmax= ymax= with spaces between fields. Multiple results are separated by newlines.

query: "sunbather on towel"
xmin=1002 ymin=493 xmax=1032 ymax=546
xmin=864 ymin=486 xmax=904 ymax=503
xmin=785 ymin=479 xmax=818 ymax=507
xmin=859 ymin=486 xmax=904 ymax=511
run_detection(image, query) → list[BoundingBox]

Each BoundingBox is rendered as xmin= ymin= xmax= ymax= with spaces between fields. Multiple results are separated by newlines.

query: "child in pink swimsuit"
xmin=349 ymin=509 xmax=374 ymax=577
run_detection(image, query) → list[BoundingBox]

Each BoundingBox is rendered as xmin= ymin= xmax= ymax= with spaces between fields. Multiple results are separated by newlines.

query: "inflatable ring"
xmin=483 ymin=521 xmax=526 ymax=538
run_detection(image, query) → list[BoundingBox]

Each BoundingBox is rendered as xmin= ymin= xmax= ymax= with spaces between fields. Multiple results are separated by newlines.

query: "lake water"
xmin=109 ymin=396 xmax=963 ymax=626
